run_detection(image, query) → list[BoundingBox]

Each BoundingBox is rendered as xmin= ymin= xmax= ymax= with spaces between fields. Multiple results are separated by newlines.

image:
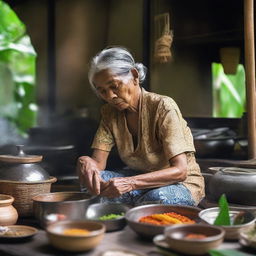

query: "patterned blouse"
xmin=91 ymin=88 xmax=205 ymax=204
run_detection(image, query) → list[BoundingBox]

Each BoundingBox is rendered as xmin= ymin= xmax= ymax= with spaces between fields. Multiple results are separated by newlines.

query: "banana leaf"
xmin=214 ymin=194 xmax=231 ymax=226
xmin=209 ymin=249 xmax=255 ymax=256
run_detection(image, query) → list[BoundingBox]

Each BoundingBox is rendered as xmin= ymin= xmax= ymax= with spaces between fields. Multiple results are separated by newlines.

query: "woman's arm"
xmin=100 ymin=153 xmax=187 ymax=197
xmin=129 ymin=153 xmax=187 ymax=189
xmin=78 ymin=149 xmax=109 ymax=195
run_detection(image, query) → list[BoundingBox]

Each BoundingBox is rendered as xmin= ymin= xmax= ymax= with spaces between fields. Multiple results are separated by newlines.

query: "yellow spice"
xmin=63 ymin=228 xmax=90 ymax=236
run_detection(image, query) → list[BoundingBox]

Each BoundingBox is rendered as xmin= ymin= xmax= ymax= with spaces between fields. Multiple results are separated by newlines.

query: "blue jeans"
xmin=99 ymin=169 xmax=195 ymax=206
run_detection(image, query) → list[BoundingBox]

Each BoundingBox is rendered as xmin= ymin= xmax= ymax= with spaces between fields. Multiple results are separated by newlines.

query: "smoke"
xmin=0 ymin=117 xmax=25 ymax=146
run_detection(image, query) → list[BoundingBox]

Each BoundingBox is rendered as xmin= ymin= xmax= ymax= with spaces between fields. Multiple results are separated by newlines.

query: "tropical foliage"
xmin=212 ymin=63 xmax=246 ymax=118
xmin=0 ymin=0 xmax=37 ymax=136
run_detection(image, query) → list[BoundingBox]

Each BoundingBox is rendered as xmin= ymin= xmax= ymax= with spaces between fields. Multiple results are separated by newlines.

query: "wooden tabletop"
xmin=0 ymin=219 xmax=254 ymax=256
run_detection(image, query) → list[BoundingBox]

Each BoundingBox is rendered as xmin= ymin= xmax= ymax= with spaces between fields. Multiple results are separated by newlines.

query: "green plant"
xmin=212 ymin=63 xmax=246 ymax=118
xmin=0 ymin=0 xmax=37 ymax=136
xmin=214 ymin=194 xmax=231 ymax=226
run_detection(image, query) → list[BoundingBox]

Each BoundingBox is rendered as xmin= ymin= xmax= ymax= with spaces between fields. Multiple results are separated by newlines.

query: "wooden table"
xmin=0 ymin=219 xmax=255 ymax=256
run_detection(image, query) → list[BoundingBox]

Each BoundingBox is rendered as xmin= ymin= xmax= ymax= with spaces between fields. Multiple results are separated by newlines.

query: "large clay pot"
xmin=0 ymin=194 xmax=18 ymax=226
xmin=209 ymin=167 xmax=256 ymax=206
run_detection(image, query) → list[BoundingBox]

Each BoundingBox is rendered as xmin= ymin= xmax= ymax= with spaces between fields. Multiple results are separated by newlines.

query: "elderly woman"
xmin=78 ymin=46 xmax=205 ymax=206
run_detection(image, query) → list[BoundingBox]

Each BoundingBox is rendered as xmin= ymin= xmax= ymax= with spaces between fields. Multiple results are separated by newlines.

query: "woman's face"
xmin=92 ymin=69 xmax=140 ymax=112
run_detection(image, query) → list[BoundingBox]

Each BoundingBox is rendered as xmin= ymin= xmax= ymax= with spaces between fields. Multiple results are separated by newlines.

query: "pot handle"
xmin=16 ymin=145 xmax=26 ymax=156
xmin=207 ymin=167 xmax=223 ymax=174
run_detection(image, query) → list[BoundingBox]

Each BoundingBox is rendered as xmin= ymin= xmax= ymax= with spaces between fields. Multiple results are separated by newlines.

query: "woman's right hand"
xmin=77 ymin=156 xmax=102 ymax=195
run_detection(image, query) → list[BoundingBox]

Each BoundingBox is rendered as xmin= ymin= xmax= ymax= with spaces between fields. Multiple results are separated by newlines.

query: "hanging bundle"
xmin=154 ymin=13 xmax=173 ymax=63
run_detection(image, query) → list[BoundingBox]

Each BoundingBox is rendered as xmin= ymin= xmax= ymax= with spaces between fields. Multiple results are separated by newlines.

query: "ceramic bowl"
xmin=208 ymin=167 xmax=256 ymax=206
xmin=239 ymin=226 xmax=256 ymax=249
xmin=162 ymin=223 xmax=225 ymax=255
xmin=46 ymin=220 xmax=105 ymax=252
xmin=32 ymin=191 xmax=99 ymax=228
xmin=125 ymin=204 xmax=201 ymax=239
xmin=199 ymin=207 xmax=256 ymax=240
xmin=85 ymin=203 xmax=130 ymax=232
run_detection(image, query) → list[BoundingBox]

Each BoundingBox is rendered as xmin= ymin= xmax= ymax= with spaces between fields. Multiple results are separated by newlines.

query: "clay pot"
xmin=209 ymin=167 xmax=256 ymax=206
xmin=0 ymin=194 xmax=18 ymax=226
xmin=193 ymin=127 xmax=236 ymax=158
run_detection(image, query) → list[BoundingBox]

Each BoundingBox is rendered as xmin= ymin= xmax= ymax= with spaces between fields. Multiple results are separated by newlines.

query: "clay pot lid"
xmin=0 ymin=145 xmax=43 ymax=163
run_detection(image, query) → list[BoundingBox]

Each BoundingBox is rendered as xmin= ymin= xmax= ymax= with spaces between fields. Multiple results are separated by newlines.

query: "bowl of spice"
xmin=125 ymin=204 xmax=201 ymax=239
xmin=155 ymin=223 xmax=225 ymax=255
xmin=46 ymin=220 xmax=105 ymax=252
xmin=85 ymin=203 xmax=130 ymax=232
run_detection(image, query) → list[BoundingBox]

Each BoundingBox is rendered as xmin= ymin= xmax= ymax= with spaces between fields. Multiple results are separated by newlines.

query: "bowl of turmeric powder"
xmin=125 ymin=204 xmax=201 ymax=239
xmin=46 ymin=220 xmax=106 ymax=252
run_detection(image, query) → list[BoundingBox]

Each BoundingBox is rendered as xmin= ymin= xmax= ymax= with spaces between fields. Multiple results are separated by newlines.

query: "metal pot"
xmin=208 ymin=167 xmax=256 ymax=206
xmin=0 ymin=145 xmax=50 ymax=182
xmin=32 ymin=191 xmax=99 ymax=228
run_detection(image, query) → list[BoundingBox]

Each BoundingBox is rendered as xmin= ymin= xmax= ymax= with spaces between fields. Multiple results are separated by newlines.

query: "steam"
xmin=0 ymin=117 xmax=25 ymax=146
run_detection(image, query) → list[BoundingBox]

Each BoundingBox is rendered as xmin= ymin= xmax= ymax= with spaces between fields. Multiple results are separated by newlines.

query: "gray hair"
xmin=88 ymin=47 xmax=147 ymax=92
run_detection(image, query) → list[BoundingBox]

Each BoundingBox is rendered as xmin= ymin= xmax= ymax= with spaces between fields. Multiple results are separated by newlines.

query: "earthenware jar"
xmin=209 ymin=167 xmax=256 ymax=206
xmin=0 ymin=194 xmax=18 ymax=225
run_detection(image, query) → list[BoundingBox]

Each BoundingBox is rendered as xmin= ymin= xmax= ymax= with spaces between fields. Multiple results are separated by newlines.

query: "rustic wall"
xmin=150 ymin=0 xmax=244 ymax=117
xmin=7 ymin=0 xmax=244 ymax=122
xmin=10 ymin=0 xmax=143 ymax=123
xmin=55 ymin=0 xmax=109 ymax=120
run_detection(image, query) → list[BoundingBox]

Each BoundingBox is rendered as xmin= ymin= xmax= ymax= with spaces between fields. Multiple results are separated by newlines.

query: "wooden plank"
xmin=244 ymin=0 xmax=256 ymax=159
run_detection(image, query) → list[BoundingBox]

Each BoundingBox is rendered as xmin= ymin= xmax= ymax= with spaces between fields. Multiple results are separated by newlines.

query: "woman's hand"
xmin=78 ymin=156 xmax=103 ymax=195
xmin=100 ymin=153 xmax=188 ymax=196
xmin=77 ymin=149 xmax=109 ymax=195
xmin=100 ymin=177 xmax=136 ymax=198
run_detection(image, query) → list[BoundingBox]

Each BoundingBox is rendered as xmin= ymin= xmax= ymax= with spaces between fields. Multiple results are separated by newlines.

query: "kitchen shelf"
xmin=174 ymin=29 xmax=244 ymax=46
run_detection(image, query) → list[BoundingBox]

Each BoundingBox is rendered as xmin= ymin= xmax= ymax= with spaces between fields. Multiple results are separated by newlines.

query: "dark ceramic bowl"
xmin=208 ymin=167 xmax=256 ymax=206
xmin=85 ymin=203 xmax=130 ymax=232
xmin=125 ymin=204 xmax=201 ymax=239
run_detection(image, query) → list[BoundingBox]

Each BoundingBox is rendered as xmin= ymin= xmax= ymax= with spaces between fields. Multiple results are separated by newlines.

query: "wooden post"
xmin=244 ymin=0 xmax=256 ymax=159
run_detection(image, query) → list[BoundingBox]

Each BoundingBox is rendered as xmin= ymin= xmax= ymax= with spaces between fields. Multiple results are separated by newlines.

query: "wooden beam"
xmin=244 ymin=0 xmax=256 ymax=159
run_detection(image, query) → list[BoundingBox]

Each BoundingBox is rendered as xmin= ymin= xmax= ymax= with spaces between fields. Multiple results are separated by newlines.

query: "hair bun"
xmin=135 ymin=62 xmax=147 ymax=83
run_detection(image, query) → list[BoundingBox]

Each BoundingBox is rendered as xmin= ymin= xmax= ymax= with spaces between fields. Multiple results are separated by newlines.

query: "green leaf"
xmin=0 ymin=0 xmax=37 ymax=136
xmin=212 ymin=63 xmax=246 ymax=118
xmin=214 ymin=194 xmax=231 ymax=226
xmin=209 ymin=249 xmax=255 ymax=256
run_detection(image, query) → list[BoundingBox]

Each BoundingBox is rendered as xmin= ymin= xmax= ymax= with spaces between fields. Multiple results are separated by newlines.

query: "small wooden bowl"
xmin=164 ymin=224 xmax=225 ymax=255
xmin=46 ymin=220 xmax=106 ymax=252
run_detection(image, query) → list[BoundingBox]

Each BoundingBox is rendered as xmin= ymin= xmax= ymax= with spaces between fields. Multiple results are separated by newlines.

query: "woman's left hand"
xmin=100 ymin=177 xmax=136 ymax=198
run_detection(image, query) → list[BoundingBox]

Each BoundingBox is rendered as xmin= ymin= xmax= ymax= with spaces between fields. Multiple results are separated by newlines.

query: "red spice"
xmin=139 ymin=212 xmax=195 ymax=225
xmin=185 ymin=233 xmax=207 ymax=239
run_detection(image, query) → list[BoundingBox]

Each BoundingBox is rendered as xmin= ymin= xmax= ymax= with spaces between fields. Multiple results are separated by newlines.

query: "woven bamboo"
xmin=0 ymin=177 xmax=57 ymax=217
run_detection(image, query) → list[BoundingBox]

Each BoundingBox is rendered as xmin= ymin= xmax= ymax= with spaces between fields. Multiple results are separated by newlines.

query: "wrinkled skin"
xmin=77 ymin=68 xmax=188 ymax=197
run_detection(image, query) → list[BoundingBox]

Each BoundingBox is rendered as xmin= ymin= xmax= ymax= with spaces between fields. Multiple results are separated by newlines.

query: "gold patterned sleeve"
xmin=91 ymin=106 xmax=115 ymax=151
xmin=158 ymin=99 xmax=195 ymax=160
